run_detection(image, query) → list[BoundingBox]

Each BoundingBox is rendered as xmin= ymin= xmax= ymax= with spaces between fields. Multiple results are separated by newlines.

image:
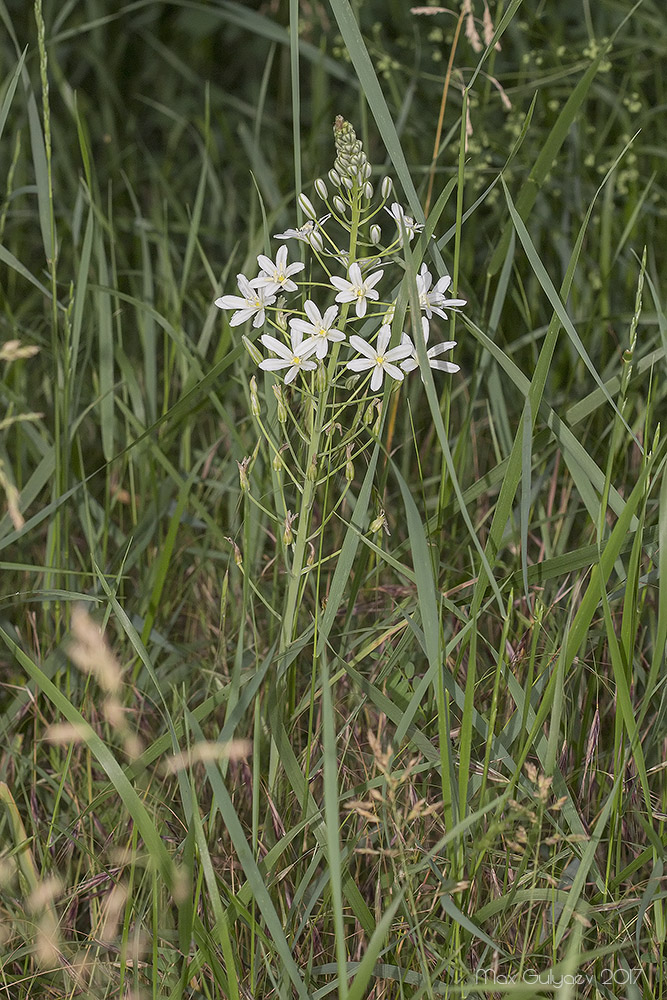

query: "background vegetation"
xmin=1 ymin=0 xmax=666 ymax=997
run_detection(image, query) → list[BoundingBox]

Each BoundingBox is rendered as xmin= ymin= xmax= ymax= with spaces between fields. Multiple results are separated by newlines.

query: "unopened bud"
xmin=316 ymin=362 xmax=327 ymax=393
xmin=272 ymin=451 xmax=283 ymax=472
xmin=310 ymin=230 xmax=324 ymax=252
xmin=342 ymin=176 xmax=354 ymax=191
xmin=364 ymin=181 xmax=373 ymax=200
xmin=272 ymin=383 xmax=287 ymax=423
xmin=298 ymin=193 xmax=317 ymax=220
xmin=381 ymin=176 xmax=393 ymax=199
xmin=363 ymin=161 xmax=372 ymax=180
xmin=364 ymin=401 xmax=375 ymax=425
xmin=328 ymin=168 xmax=341 ymax=187
xmin=345 ymin=444 xmax=354 ymax=482
xmin=249 ymin=375 xmax=260 ymax=417
xmin=243 ymin=335 xmax=263 ymax=366
xmin=333 ymin=195 xmax=347 ymax=214
xmin=370 ymin=224 xmax=381 ymax=245
xmin=314 ymin=178 xmax=328 ymax=200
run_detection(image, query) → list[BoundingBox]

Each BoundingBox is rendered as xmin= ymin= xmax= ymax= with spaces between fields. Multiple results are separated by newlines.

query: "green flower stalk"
xmin=214 ymin=117 xmax=467 ymax=657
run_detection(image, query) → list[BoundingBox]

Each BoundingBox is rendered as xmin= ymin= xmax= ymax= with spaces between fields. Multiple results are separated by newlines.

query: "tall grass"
xmin=1 ymin=0 xmax=666 ymax=997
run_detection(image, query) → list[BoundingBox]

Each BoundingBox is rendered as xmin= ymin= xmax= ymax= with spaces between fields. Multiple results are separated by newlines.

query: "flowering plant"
xmin=215 ymin=117 xmax=466 ymax=653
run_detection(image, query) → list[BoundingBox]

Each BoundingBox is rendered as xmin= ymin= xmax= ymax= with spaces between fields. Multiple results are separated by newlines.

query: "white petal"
xmin=304 ymin=300 xmax=321 ymax=325
xmin=428 ymin=341 xmax=457 ymax=357
xmin=430 ymin=360 xmax=460 ymax=373
xmin=349 ymin=335 xmax=376 ymax=360
xmin=346 ymin=358 xmax=373 ymax=373
xmin=383 ymin=362 xmax=405 ymax=382
xmin=322 ymin=304 xmax=339 ymax=327
xmin=385 ymin=344 xmax=415 ymax=362
xmin=348 ymin=262 xmax=363 ymax=285
xmin=370 ymin=367 xmax=384 ymax=391
xmin=215 ymin=295 xmax=246 ymax=310
xmin=364 ymin=269 xmax=384 ymax=289
xmin=261 ymin=335 xmax=292 ymax=359
xmin=376 ymin=327 xmax=391 ymax=354
xmin=260 ymin=358 xmax=290 ymax=371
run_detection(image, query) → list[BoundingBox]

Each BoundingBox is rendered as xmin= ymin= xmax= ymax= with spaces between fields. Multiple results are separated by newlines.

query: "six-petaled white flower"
xmin=254 ymin=245 xmax=305 ymax=295
xmin=346 ymin=325 xmax=413 ymax=392
xmin=385 ymin=203 xmax=424 ymax=245
xmin=331 ymin=262 xmax=384 ymax=318
xmin=273 ymin=216 xmax=330 ymax=251
xmin=259 ymin=329 xmax=318 ymax=384
xmin=215 ymin=274 xmax=276 ymax=328
xmin=289 ymin=301 xmax=346 ymax=360
xmin=400 ymin=318 xmax=460 ymax=379
xmin=416 ymin=264 xmax=467 ymax=320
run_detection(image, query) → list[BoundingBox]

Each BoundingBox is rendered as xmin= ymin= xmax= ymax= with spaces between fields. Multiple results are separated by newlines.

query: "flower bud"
xmin=364 ymin=401 xmax=375 ymax=426
xmin=316 ymin=362 xmax=327 ymax=393
xmin=310 ymin=231 xmax=324 ymax=252
xmin=333 ymin=195 xmax=347 ymax=214
xmin=314 ymin=178 xmax=328 ymax=200
xmin=298 ymin=192 xmax=317 ymax=220
xmin=381 ymin=176 xmax=393 ymax=199
xmin=243 ymin=335 xmax=263 ymax=366
xmin=272 ymin=383 xmax=288 ymax=423
xmin=342 ymin=176 xmax=354 ymax=190
xmin=272 ymin=451 xmax=283 ymax=472
xmin=328 ymin=168 xmax=341 ymax=187
xmin=364 ymin=181 xmax=374 ymax=200
xmin=370 ymin=224 xmax=381 ymax=245
xmin=249 ymin=375 xmax=260 ymax=417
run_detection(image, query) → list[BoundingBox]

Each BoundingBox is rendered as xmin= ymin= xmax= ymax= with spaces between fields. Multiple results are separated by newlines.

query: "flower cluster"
xmin=214 ymin=118 xmax=466 ymax=395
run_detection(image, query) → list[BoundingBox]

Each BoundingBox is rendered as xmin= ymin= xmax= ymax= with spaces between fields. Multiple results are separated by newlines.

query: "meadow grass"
xmin=1 ymin=0 xmax=666 ymax=997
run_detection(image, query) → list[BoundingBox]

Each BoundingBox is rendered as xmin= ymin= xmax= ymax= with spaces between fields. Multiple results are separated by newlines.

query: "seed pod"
xmin=249 ymin=375 xmax=260 ymax=417
xmin=243 ymin=335 xmax=263 ymax=366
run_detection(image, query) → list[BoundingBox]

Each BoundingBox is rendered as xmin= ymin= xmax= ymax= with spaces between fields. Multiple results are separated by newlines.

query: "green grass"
xmin=1 ymin=0 xmax=666 ymax=997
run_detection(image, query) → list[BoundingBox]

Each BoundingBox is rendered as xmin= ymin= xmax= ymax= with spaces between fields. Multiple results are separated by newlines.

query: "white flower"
xmin=259 ymin=329 xmax=318 ymax=384
xmin=273 ymin=217 xmax=329 ymax=252
xmin=289 ymin=301 xmax=345 ymax=360
xmin=331 ymin=262 xmax=384 ymax=318
xmin=254 ymin=245 xmax=305 ymax=295
xmin=346 ymin=325 xmax=413 ymax=392
xmin=385 ymin=202 xmax=424 ymax=245
xmin=215 ymin=274 xmax=276 ymax=328
xmin=400 ymin=317 xmax=460 ymax=378
xmin=416 ymin=264 xmax=467 ymax=320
